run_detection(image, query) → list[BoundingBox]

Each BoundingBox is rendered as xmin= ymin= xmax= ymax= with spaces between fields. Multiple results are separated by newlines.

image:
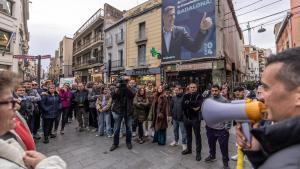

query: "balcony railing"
xmin=73 ymin=35 xmax=103 ymax=54
xmin=111 ymin=60 xmax=123 ymax=68
xmin=105 ymin=38 xmax=113 ymax=47
xmin=74 ymin=8 xmax=104 ymax=37
xmin=116 ymin=32 xmax=124 ymax=44
xmin=135 ymin=29 xmax=147 ymax=43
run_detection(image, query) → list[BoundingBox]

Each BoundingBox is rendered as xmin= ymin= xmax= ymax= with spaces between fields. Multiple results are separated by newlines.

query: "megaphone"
xmin=202 ymin=98 xmax=266 ymax=142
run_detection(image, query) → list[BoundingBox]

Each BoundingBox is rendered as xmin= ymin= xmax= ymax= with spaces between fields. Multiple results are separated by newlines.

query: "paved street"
xmin=36 ymin=121 xmax=252 ymax=169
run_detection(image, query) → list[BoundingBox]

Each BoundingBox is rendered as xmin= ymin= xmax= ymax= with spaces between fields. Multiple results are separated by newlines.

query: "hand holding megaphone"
xmin=236 ymin=123 xmax=261 ymax=151
xmin=202 ymin=98 xmax=267 ymax=143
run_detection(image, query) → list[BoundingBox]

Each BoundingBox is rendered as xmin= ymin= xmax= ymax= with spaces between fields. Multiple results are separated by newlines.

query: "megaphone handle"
xmin=241 ymin=122 xmax=252 ymax=143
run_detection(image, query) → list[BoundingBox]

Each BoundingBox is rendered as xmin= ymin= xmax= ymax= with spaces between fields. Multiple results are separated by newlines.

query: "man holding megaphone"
xmin=203 ymin=47 xmax=300 ymax=169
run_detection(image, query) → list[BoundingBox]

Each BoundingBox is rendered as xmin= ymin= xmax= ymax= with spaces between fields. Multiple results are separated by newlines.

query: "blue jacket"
xmin=40 ymin=93 xmax=61 ymax=119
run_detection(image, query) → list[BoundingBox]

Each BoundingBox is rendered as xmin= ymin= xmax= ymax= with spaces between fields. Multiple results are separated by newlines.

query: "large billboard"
xmin=162 ymin=0 xmax=216 ymax=62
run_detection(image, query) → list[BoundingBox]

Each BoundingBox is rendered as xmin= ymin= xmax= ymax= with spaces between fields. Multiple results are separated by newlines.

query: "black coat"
xmin=245 ymin=115 xmax=300 ymax=169
xmin=170 ymin=94 xmax=184 ymax=121
xmin=182 ymin=92 xmax=203 ymax=122
xmin=162 ymin=26 xmax=207 ymax=61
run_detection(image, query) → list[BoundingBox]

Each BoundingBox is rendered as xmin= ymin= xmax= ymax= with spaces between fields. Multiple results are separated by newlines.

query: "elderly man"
xmin=236 ymin=47 xmax=300 ymax=169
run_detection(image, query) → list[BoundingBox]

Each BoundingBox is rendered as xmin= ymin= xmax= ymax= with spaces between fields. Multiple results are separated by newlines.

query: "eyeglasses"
xmin=0 ymin=99 xmax=18 ymax=109
xmin=32 ymin=84 xmax=38 ymax=86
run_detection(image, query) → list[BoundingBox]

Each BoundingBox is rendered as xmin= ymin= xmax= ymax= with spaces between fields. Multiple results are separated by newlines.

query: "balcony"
xmin=135 ymin=30 xmax=147 ymax=44
xmin=73 ymin=56 xmax=104 ymax=71
xmin=105 ymin=38 xmax=113 ymax=48
xmin=74 ymin=8 xmax=104 ymax=37
xmin=111 ymin=60 xmax=123 ymax=68
xmin=116 ymin=32 xmax=124 ymax=44
xmin=73 ymin=35 xmax=104 ymax=55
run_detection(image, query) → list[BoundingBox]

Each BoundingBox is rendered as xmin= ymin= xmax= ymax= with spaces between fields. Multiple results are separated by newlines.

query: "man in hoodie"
xmin=236 ymin=47 xmax=300 ymax=169
xmin=182 ymin=83 xmax=203 ymax=161
xmin=204 ymin=84 xmax=230 ymax=169
xmin=170 ymin=85 xmax=187 ymax=151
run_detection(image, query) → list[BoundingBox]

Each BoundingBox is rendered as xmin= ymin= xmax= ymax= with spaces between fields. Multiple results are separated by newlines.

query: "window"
xmin=118 ymin=49 xmax=123 ymax=67
xmin=120 ymin=28 xmax=123 ymax=40
xmin=139 ymin=22 xmax=146 ymax=40
xmin=0 ymin=0 xmax=13 ymax=16
xmin=138 ymin=44 xmax=146 ymax=66
xmin=0 ymin=29 xmax=12 ymax=51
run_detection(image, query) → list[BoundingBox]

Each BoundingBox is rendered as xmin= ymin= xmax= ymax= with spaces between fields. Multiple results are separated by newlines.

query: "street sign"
xmin=13 ymin=55 xmax=51 ymax=59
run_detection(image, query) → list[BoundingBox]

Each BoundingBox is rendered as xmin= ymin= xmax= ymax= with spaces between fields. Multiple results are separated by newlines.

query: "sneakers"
xmin=96 ymin=133 xmax=104 ymax=137
xmin=182 ymin=144 xmax=187 ymax=151
xmin=33 ymin=133 xmax=41 ymax=140
xmin=169 ymin=141 xmax=179 ymax=146
xmin=231 ymin=154 xmax=238 ymax=161
xmin=144 ymin=131 xmax=148 ymax=137
xmin=43 ymin=137 xmax=49 ymax=144
xmin=107 ymin=134 xmax=113 ymax=138
xmin=50 ymin=134 xmax=56 ymax=138
xmin=182 ymin=149 xmax=192 ymax=155
xmin=60 ymin=130 xmax=65 ymax=135
xmin=110 ymin=145 xmax=118 ymax=151
xmin=127 ymin=143 xmax=133 ymax=150
xmin=132 ymin=132 xmax=137 ymax=137
xmin=204 ymin=155 xmax=217 ymax=163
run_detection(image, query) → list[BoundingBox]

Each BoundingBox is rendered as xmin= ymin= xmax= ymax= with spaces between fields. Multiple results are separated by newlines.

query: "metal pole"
xmin=37 ymin=55 xmax=41 ymax=88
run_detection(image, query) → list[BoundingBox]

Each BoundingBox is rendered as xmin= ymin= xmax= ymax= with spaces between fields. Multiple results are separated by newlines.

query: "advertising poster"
xmin=162 ymin=0 xmax=216 ymax=62
xmin=59 ymin=77 xmax=75 ymax=88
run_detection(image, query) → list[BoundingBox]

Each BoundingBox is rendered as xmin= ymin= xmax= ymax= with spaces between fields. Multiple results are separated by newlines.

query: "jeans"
xmin=43 ymin=118 xmax=55 ymax=139
xmin=206 ymin=126 xmax=230 ymax=162
xmin=173 ymin=120 xmax=187 ymax=144
xmin=61 ymin=107 xmax=70 ymax=131
xmin=98 ymin=112 xmax=112 ymax=135
xmin=112 ymin=112 xmax=133 ymax=145
xmin=76 ymin=107 xmax=89 ymax=128
xmin=89 ymin=108 xmax=98 ymax=129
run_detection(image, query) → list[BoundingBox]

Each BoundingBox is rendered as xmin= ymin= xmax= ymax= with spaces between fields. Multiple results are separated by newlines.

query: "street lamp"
xmin=258 ymin=26 xmax=266 ymax=33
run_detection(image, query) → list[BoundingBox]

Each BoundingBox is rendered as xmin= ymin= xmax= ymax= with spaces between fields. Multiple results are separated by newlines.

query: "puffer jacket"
xmin=0 ymin=138 xmax=66 ymax=169
xmin=40 ymin=92 xmax=61 ymax=119
xmin=133 ymin=95 xmax=149 ymax=121
xmin=245 ymin=115 xmax=300 ymax=169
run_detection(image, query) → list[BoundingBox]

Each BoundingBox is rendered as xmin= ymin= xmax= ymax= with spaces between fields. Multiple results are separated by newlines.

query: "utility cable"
xmin=225 ymin=0 xmax=263 ymax=16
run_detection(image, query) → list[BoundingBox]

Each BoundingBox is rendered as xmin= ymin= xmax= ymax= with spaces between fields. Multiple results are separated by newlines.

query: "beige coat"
xmin=0 ymin=138 xmax=66 ymax=169
xmin=96 ymin=94 xmax=112 ymax=113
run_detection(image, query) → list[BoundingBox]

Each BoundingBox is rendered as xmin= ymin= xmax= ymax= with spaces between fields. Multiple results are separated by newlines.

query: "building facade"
xmin=104 ymin=18 xmax=126 ymax=83
xmin=161 ymin=0 xmax=245 ymax=91
xmin=72 ymin=9 xmax=105 ymax=83
xmin=274 ymin=0 xmax=300 ymax=52
xmin=125 ymin=0 xmax=161 ymax=86
xmin=0 ymin=0 xmax=30 ymax=73
xmin=48 ymin=50 xmax=60 ymax=82
xmin=59 ymin=36 xmax=73 ymax=78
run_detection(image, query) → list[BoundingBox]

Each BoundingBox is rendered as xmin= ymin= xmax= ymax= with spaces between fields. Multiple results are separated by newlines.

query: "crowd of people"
xmin=10 ymin=74 xmax=263 ymax=169
xmin=0 ymin=47 xmax=299 ymax=169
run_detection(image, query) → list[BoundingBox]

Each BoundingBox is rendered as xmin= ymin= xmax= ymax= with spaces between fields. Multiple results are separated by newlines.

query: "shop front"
xmin=126 ymin=67 xmax=161 ymax=86
xmin=163 ymin=61 xmax=213 ymax=92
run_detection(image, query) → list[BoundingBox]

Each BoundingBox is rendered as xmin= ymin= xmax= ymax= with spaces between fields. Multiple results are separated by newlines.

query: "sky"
xmin=28 ymin=0 xmax=290 ymax=69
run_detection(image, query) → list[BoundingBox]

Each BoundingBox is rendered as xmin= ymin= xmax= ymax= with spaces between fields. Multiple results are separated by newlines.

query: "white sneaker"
xmin=107 ymin=134 xmax=113 ymax=138
xmin=169 ymin=141 xmax=179 ymax=146
xmin=132 ymin=132 xmax=137 ymax=137
xmin=144 ymin=131 xmax=148 ymax=137
xmin=231 ymin=154 xmax=238 ymax=161
xmin=182 ymin=144 xmax=187 ymax=151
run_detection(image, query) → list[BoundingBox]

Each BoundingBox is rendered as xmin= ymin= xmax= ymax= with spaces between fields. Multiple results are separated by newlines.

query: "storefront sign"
xmin=170 ymin=62 xmax=212 ymax=71
xmin=126 ymin=67 xmax=160 ymax=76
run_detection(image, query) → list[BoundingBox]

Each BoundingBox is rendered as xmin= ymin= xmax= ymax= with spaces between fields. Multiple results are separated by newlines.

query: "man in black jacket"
xmin=182 ymin=83 xmax=203 ymax=161
xmin=236 ymin=47 xmax=300 ymax=169
xmin=73 ymin=83 xmax=89 ymax=132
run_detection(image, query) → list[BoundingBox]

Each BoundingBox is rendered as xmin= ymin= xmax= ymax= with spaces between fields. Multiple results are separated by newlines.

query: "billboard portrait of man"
xmin=162 ymin=0 xmax=215 ymax=62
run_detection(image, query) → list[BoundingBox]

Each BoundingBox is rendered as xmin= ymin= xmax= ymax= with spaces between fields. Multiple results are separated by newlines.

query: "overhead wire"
xmin=222 ymin=5 xmax=300 ymax=29
xmin=224 ymin=0 xmax=263 ymax=16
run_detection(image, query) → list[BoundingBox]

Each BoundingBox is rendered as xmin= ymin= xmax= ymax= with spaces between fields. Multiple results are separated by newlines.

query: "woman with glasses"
xmin=0 ymin=70 xmax=66 ymax=169
xmin=40 ymin=84 xmax=61 ymax=144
